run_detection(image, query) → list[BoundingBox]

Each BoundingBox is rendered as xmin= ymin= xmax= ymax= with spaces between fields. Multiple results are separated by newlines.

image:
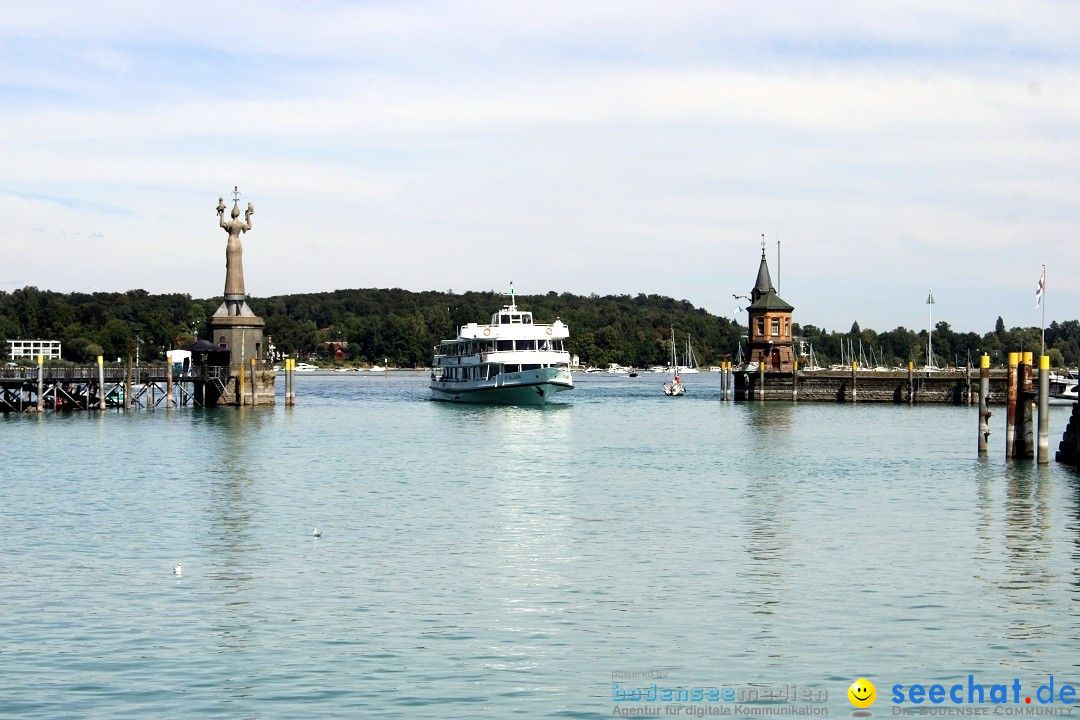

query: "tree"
xmin=96 ymin=319 xmax=133 ymax=362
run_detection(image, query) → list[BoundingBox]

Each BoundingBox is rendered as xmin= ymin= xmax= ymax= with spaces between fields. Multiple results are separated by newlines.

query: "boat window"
xmin=504 ymin=364 xmax=520 ymax=373
xmin=523 ymin=315 xmax=532 ymax=324
xmin=497 ymin=340 xmax=513 ymax=351
xmin=500 ymin=314 xmax=510 ymax=324
xmin=517 ymin=340 xmax=536 ymax=351
xmin=522 ymin=364 xmax=540 ymax=371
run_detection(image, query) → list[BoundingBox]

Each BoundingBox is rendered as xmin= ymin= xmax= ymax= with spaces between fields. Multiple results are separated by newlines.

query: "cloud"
xmin=0 ymin=1 xmax=1078 ymax=333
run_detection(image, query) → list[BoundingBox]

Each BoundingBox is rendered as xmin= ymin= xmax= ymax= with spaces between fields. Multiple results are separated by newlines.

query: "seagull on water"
xmin=312 ymin=527 xmax=322 ymax=538
xmin=172 ymin=563 xmax=182 ymax=576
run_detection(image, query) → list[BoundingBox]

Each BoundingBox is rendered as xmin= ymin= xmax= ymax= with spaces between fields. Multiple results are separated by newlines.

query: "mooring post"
xmin=290 ymin=357 xmax=297 ymax=405
xmin=1038 ymin=354 xmax=1050 ymax=464
xmin=978 ymin=354 xmax=991 ymax=455
xmin=36 ymin=354 xmax=44 ymax=412
xmin=238 ymin=361 xmax=246 ymax=407
xmin=1019 ymin=352 xmax=1035 ymax=458
xmin=758 ymin=362 xmax=765 ymax=401
xmin=124 ymin=357 xmax=132 ymax=411
xmin=165 ymin=357 xmax=173 ymax=409
xmin=792 ymin=359 xmax=798 ymax=402
xmin=97 ymin=355 xmax=105 ymax=410
xmin=851 ymin=360 xmax=857 ymax=403
xmin=1006 ymin=352 xmax=1018 ymax=458
xmin=250 ymin=358 xmax=257 ymax=406
xmin=908 ymin=361 xmax=914 ymax=404
xmin=285 ymin=358 xmax=294 ymax=406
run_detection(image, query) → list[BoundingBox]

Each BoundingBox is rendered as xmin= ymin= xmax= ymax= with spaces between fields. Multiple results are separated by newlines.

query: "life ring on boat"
xmin=546 ymin=327 xmax=553 ymax=335
xmin=483 ymin=328 xmax=491 ymax=336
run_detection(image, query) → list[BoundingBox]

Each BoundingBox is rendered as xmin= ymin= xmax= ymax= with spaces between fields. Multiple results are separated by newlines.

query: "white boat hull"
xmin=430 ymin=367 xmax=573 ymax=406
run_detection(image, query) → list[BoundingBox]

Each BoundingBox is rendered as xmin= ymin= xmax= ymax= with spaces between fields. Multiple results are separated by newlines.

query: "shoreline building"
xmin=7 ymin=340 xmax=61 ymax=361
xmin=745 ymin=246 xmax=795 ymax=372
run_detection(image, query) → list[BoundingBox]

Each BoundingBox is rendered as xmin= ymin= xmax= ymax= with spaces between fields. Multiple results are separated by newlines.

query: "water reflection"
xmin=197 ymin=408 xmax=275 ymax=656
xmin=973 ymin=459 xmax=1056 ymax=648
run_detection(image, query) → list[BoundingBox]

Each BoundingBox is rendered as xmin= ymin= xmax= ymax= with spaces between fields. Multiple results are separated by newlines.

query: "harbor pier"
xmin=735 ymin=366 xmax=1004 ymax=404
xmin=0 ymin=361 xmax=236 ymax=412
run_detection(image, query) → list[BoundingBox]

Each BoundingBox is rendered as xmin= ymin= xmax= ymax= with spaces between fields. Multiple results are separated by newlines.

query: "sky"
xmin=2 ymin=1 xmax=1078 ymax=335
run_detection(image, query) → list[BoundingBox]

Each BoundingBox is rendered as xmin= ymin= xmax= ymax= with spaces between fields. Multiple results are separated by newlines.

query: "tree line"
xmin=1 ymin=285 xmax=1077 ymax=369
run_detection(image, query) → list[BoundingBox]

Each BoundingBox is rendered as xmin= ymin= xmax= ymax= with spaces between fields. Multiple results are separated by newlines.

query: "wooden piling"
xmin=978 ymin=354 xmax=991 ymax=455
xmin=124 ymin=357 xmax=132 ymax=411
xmin=285 ymin=358 xmax=294 ymax=406
xmin=1038 ymin=354 xmax=1050 ymax=464
xmin=165 ymin=358 xmax=173 ymax=409
xmin=238 ymin=361 xmax=245 ymax=406
xmin=36 ymin=355 xmax=44 ymax=412
xmin=792 ymin=359 xmax=798 ymax=402
xmin=1006 ymin=352 xmax=1017 ymax=457
xmin=907 ymin=361 xmax=914 ymax=404
xmin=97 ymin=356 xmax=106 ymax=410
xmin=1019 ymin=352 xmax=1035 ymax=458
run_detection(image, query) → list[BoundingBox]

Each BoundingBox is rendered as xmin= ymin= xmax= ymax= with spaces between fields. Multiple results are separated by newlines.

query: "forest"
xmin=1 ymin=285 xmax=1077 ymax=370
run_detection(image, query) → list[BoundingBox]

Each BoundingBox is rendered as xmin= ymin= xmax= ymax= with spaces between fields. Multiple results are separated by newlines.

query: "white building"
xmin=7 ymin=339 xmax=62 ymax=361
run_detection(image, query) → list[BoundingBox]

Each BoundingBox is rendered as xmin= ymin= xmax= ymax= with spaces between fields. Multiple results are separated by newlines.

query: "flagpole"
xmin=1041 ymin=265 xmax=1046 ymax=357
xmin=926 ymin=289 xmax=935 ymax=370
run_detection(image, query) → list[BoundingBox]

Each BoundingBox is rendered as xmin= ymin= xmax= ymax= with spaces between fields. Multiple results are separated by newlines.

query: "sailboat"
xmin=663 ymin=328 xmax=686 ymax=396
xmin=678 ymin=334 xmax=701 ymax=374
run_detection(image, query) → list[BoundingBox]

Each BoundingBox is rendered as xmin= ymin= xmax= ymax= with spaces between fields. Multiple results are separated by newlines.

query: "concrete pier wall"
xmin=737 ymin=369 xmax=1008 ymax=404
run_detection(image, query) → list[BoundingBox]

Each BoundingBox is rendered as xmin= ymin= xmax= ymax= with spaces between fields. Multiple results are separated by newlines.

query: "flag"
xmin=926 ymin=290 xmax=934 ymax=305
xmin=1036 ymin=267 xmax=1045 ymax=309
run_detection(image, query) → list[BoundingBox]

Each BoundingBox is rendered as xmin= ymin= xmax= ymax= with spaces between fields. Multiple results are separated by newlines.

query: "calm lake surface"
xmin=3 ymin=370 xmax=1079 ymax=718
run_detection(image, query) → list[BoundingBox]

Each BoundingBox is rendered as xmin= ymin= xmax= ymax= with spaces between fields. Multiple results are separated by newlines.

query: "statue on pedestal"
xmin=217 ymin=186 xmax=254 ymax=298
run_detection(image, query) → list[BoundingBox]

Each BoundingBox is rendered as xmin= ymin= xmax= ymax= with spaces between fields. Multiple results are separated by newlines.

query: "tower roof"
xmin=748 ymin=247 xmax=793 ymax=311
xmin=748 ymin=291 xmax=794 ymax=312
xmin=754 ymin=248 xmax=774 ymax=297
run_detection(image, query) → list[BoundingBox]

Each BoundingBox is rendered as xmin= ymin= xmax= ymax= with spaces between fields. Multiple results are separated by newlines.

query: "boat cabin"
xmin=493 ymin=306 xmax=534 ymax=326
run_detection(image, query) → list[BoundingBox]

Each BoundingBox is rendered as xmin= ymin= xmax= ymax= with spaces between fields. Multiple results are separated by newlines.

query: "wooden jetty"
xmin=1 ymin=362 xmax=238 ymax=412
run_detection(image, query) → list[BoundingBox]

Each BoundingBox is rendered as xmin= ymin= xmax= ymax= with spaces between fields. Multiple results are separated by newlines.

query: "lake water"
xmin=3 ymin=370 xmax=1080 ymax=719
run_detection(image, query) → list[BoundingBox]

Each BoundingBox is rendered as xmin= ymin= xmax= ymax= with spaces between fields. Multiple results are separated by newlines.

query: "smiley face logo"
xmin=848 ymin=678 xmax=876 ymax=708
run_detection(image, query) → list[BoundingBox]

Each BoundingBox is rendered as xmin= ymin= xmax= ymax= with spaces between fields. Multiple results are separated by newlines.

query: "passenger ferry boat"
xmin=430 ymin=289 xmax=573 ymax=405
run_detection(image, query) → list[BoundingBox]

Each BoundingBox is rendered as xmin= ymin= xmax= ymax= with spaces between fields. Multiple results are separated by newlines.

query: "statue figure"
xmin=217 ymin=189 xmax=254 ymax=297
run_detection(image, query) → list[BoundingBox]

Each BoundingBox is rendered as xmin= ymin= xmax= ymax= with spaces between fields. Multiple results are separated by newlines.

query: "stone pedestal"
xmin=206 ymin=312 xmax=276 ymax=406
